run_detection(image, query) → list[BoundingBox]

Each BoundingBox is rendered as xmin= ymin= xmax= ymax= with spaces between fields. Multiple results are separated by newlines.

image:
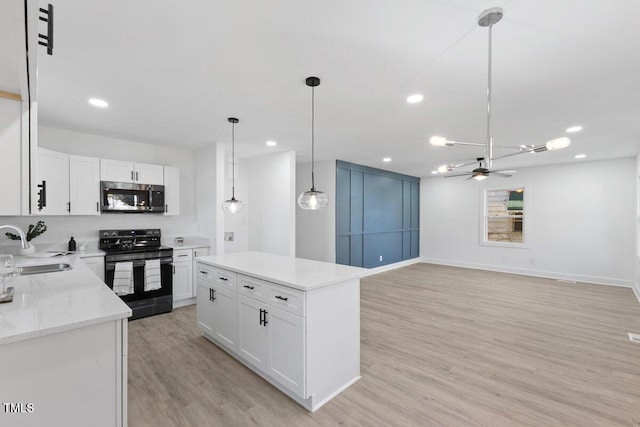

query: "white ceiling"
xmin=36 ymin=0 xmax=640 ymax=177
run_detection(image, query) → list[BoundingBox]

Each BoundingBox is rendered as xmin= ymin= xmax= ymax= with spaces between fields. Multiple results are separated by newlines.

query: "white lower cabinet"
xmin=237 ymin=295 xmax=267 ymax=369
xmin=265 ymin=305 xmax=305 ymax=396
xmin=173 ymin=261 xmax=192 ymax=301
xmin=197 ymin=266 xmax=237 ymax=352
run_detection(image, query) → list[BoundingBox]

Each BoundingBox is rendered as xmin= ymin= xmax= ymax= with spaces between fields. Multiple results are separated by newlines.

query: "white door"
xmin=38 ymin=148 xmax=70 ymax=215
xmin=196 ymin=281 xmax=215 ymax=335
xmin=134 ymin=162 xmax=164 ymax=185
xmin=173 ymin=262 xmax=192 ymax=302
xmin=100 ymin=159 xmax=134 ymax=183
xmin=69 ymin=155 xmax=100 ymax=215
xmin=237 ymin=295 xmax=267 ymax=370
xmin=212 ymin=285 xmax=237 ymax=351
xmin=163 ymin=166 xmax=180 ymax=215
xmin=266 ymin=306 xmax=306 ymax=397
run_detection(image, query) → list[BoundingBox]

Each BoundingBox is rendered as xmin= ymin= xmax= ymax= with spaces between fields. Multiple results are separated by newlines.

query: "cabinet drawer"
xmin=238 ymin=274 xmax=268 ymax=303
xmin=267 ymin=283 xmax=305 ymax=317
xmin=196 ymin=264 xmax=215 ymax=284
xmin=213 ymin=268 xmax=237 ymax=291
xmin=173 ymin=249 xmax=193 ymax=262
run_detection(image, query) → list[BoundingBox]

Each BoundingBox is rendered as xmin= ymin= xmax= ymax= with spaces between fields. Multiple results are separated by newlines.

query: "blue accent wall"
xmin=336 ymin=160 xmax=420 ymax=268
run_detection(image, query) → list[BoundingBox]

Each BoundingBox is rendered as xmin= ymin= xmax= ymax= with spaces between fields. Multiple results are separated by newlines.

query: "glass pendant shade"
xmin=298 ymin=189 xmax=329 ymax=210
xmin=473 ymin=174 xmax=488 ymax=181
xmin=221 ymin=197 xmax=244 ymax=214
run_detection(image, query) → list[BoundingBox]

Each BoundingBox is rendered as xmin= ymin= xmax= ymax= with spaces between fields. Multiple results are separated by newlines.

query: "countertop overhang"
xmin=197 ymin=251 xmax=367 ymax=291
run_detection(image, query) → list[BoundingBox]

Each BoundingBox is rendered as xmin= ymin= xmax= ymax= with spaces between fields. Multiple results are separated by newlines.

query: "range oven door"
xmin=101 ymin=181 xmax=165 ymax=213
xmin=105 ymin=256 xmax=173 ymax=319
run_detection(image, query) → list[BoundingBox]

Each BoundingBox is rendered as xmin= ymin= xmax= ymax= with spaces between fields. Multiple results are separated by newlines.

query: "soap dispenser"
xmin=68 ymin=236 xmax=77 ymax=252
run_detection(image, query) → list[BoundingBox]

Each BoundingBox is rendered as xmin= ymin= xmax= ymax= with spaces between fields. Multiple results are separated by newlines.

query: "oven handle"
xmin=106 ymin=258 xmax=173 ymax=269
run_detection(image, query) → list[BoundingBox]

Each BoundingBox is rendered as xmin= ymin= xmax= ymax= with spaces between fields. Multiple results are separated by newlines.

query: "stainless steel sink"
xmin=15 ymin=263 xmax=72 ymax=276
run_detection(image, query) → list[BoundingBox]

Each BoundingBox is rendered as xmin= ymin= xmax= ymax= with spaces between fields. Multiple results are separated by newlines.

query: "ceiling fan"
xmin=430 ymin=7 xmax=571 ymax=180
xmin=443 ymin=157 xmax=516 ymax=180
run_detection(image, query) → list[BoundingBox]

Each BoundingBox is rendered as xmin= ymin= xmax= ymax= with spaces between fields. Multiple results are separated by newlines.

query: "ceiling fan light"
xmin=298 ymin=190 xmax=329 ymax=210
xmin=545 ymin=137 xmax=571 ymax=150
xmin=430 ymin=136 xmax=448 ymax=146
xmin=473 ymin=174 xmax=488 ymax=181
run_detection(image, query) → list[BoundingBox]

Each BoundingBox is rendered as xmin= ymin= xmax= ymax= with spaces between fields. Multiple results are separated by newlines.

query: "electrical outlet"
xmin=224 ymin=232 xmax=234 ymax=242
xmin=379 ymin=255 xmax=383 ymax=262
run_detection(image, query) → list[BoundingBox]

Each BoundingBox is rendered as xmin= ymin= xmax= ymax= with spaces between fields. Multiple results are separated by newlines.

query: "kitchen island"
xmin=0 ymin=255 xmax=131 ymax=427
xmin=196 ymin=251 xmax=366 ymax=412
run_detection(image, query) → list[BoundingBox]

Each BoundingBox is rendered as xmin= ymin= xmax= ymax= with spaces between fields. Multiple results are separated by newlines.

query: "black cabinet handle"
xmin=275 ymin=295 xmax=288 ymax=301
xmin=136 ymin=171 xmax=139 ymax=181
xmin=37 ymin=180 xmax=47 ymax=210
xmin=259 ymin=309 xmax=268 ymax=326
xmin=243 ymin=285 xmax=255 ymax=290
xmin=219 ymin=277 xmax=228 ymax=281
xmin=96 ymin=201 xmax=99 ymax=212
xmin=38 ymin=4 xmax=54 ymax=55
xmin=131 ymin=171 xmax=134 ymax=181
xmin=209 ymin=288 xmax=212 ymax=301
xmin=211 ymin=289 xmax=216 ymax=301
xmin=200 ymin=270 xmax=208 ymax=275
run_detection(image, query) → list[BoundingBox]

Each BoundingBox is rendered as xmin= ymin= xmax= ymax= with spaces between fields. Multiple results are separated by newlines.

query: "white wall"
xmin=295 ymin=160 xmax=336 ymax=263
xmin=194 ymin=143 xmax=222 ymax=254
xmin=248 ymin=151 xmax=296 ymax=256
xmin=0 ymin=126 xmax=198 ymax=250
xmin=421 ymin=157 xmax=636 ymax=287
xmin=223 ymin=157 xmax=249 ymax=254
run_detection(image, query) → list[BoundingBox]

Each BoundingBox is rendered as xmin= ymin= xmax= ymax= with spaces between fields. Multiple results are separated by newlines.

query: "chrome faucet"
xmin=0 ymin=225 xmax=31 ymax=249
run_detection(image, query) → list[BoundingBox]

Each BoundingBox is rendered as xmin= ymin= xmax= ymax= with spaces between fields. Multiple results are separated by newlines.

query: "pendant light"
xmin=297 ymin=76 xmax=329 ymax=210
xmin=221 ymin=117 xmax=244 ymax=214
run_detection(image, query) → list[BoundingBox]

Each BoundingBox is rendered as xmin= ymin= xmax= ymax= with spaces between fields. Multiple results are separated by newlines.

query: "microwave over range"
xmin=101 ymin=181 xmax=165 ymax=213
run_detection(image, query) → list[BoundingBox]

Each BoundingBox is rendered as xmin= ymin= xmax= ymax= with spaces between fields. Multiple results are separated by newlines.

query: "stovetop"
xmin=99 ymin=228 xmax=170 ymax=253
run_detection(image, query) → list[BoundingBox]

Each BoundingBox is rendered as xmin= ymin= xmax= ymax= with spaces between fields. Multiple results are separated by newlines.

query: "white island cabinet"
xmin=0 ymin=256 xmax=131 ymax=427
xmin=196 ymin=251 xmax=366 ymax=412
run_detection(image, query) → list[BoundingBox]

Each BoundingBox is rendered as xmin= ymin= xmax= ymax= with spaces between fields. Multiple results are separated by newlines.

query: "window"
xmin=483 ymin=187 xmax=527 ymax=246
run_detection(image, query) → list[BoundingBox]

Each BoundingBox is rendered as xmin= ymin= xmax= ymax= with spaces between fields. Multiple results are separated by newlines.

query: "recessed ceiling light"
xmin=431 ymin=171 xmax=438 ymax=175
xmin=383 ymin=157 xmax=392 ymax=162
xmin=89 ymin=98 xmax=109 ymax=108
xmin=566 ymin=125 xmax=582 ymax=133
xmin=266 ymin=140 xmax=277 ymax=147
xmin=406 ymin=94 xmax=424 ymax=104
xmin=574 ymin=154 xmax=586 ymax=159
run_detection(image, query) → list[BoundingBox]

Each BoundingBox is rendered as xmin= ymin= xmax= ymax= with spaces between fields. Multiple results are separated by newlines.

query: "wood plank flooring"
xmin=128 ymin=263 xmax=640 ymax=426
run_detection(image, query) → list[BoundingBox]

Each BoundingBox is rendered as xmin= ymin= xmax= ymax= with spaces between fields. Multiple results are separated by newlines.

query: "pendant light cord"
xmin=231 ymin=121 xmax=236 ymax=199
xmin=311 ymin=85 xmax=316 ymax=191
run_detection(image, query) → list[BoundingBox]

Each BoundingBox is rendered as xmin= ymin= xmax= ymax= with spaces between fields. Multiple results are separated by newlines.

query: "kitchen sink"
xmin=15 ymin=263 xmax=72 ymax=276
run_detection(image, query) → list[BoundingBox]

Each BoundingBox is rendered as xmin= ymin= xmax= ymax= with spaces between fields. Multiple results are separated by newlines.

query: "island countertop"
xmin=197 ymin=251 xmax=367 ymax=291
xmin=0 ymin=255 xmax=131 ymax=345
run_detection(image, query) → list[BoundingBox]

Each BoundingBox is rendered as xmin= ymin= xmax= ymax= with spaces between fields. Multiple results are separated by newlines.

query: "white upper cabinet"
xmin=69 ymin=155 xmax=100 ymax=215
xmin=100 ymin=159 xmax=164 ymax=185
xmin=163 ymin=166 xmax=180 ymax=215
xmin=0 ymin=98 xmax=24 ymax=215
xmin=37 ymin=148 xmax=70 ymax=215
xmin=134 ymin=162 xmax=164 ymax=185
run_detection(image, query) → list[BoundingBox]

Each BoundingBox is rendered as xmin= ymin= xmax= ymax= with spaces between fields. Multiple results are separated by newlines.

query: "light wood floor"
xmin=128 ymin=263 xmax=640 ymax=426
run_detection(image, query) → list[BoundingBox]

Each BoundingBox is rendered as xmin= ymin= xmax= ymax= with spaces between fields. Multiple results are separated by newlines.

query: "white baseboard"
xmin=632 ymin=280 xmax=640 ymax=304
xmin=362 ymin=258 xmax=421 ymax=277
xmin=173 ymin=297 xmax=196 ymax=309
xmin=421 ymin=257 xmax=633 ymax=288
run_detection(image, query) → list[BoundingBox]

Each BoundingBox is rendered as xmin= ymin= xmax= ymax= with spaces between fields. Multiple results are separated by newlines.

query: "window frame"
xmin=480 ymin=185 xmax=530 ymax=248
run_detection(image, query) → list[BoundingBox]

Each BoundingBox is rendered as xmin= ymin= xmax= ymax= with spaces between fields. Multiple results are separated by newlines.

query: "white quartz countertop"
xmin=197 ymin=251 xmax=367 ymax=291
xmin=0 ymin=255 xmax=131 ymax=345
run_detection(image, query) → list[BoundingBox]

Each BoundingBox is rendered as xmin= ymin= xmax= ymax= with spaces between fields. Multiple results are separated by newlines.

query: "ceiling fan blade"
xmin=491 ymin=172 xmax=513 ymax=178
xmin=493 ymin=170 xmax=516 ymax=174
xmin=465 ymin=175 xmax=475 ymax=180
xmin=443 ymin=172 xmax=473 ymax=178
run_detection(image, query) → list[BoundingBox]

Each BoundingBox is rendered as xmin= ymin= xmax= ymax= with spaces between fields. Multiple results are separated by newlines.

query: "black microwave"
xmin=101 ymin=181 xmax=165 ymax=213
